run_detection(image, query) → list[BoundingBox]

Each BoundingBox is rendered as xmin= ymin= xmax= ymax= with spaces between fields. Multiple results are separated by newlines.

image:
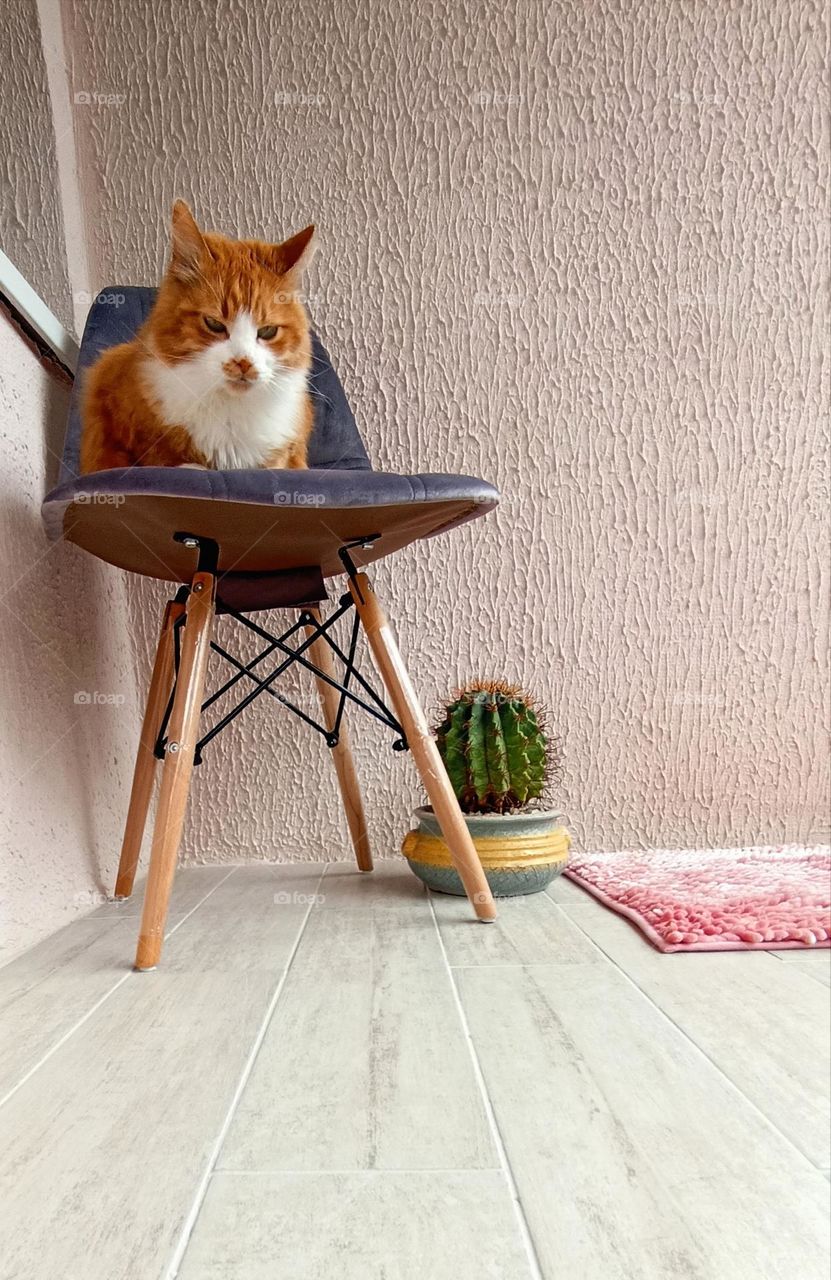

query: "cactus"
xmin=434 ymin=680 xmax=556 ymax=815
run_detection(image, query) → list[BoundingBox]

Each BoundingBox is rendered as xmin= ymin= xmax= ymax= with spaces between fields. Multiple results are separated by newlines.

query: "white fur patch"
xmin=143 ymin=311 xmax=307 ymax=469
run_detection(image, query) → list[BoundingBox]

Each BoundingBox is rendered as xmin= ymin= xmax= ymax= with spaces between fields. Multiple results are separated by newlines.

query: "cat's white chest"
xmin=144 ymin=357 xmax=307 ymax=469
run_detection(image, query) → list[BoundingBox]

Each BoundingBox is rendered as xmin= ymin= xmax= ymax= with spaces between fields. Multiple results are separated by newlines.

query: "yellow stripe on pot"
xmin=402 ymin=827 xmax=571 ymax=871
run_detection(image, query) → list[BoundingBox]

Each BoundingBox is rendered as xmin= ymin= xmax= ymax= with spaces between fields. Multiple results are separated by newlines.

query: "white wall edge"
xmin=35 ymin=0 xmax=93 ymax=338
xmin=0 ymin=250 xmax=79 ymax=372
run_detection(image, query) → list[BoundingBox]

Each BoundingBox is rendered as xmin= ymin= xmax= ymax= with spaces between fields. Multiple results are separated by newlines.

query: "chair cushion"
xmin=43 ymin=287 xmax=500 ymax=588
xmin=41 ymin=467 xmax=499 ymax=581
xmin=58 ymin=286 xmax=371 ymax=481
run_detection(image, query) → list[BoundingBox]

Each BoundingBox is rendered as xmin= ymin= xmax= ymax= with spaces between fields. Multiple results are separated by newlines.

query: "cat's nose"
xmin=223 ymin=356 xmax=257 ymax=382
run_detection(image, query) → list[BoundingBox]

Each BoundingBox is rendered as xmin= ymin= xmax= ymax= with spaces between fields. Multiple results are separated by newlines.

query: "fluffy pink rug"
xmin=565 ymin=845 xmax=831 ymax=952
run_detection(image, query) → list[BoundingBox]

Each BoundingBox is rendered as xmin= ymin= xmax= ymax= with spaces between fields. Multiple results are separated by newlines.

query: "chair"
xmin=42 ymin=288 xmax=500 ymax=969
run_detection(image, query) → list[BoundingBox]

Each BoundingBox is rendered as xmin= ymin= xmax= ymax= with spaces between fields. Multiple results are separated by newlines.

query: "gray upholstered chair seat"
xmin=41 ymin=286 xmax=499 ymax=608
xmin=44 ymin=463 xmax=498 ymax=512
xmin=42 ymin=465 xmax=498 ymax=598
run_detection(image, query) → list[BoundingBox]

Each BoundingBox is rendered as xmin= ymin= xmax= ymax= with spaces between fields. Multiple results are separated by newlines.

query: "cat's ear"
xmin=170 ymin=200 xmax=205 ymax=281
xmin=263 ymin=225 xmax=316 ymax=278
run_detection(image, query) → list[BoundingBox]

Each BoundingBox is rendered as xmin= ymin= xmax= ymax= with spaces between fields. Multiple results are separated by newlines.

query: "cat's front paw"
xmin=177 ymin=462 xmax=208 ymax=469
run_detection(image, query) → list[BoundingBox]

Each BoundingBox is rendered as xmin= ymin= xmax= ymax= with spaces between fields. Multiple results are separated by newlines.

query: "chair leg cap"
xmin=133 ymin=965 xmax=157 ymax=972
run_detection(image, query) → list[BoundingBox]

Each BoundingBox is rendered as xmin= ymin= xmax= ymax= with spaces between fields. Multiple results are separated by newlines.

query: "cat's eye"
xmin=203 ymin=315 xmax=227 ymax=334
xmin=257 ymin=324 xmax=280 ymax=341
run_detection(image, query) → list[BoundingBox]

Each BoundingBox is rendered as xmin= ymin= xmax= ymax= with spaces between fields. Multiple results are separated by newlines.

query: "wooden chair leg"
xmin=134 ymin=571 xmax=215 ymax=970
xmin=347 ymin=573 xmax=497 ymax=922
xmin=303 ymin=608 xmax=373 ymax=871
xmin=114 ymin=598 xmax=185 ymax=899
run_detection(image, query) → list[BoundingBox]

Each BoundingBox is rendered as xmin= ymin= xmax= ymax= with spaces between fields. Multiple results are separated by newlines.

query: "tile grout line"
xmin=165 ymin=863 xmax=330 ymax=1280
xmin=0 ymin=917 xmax=125 ymax=1016
xmin=426 ymin=892 xmax=547 ymax=1280
xmin=557 ymin=894 xmax=831 ymax=1174
xmin=0 ymin=867 xmax=238 ymax=1112
xmin=447 ymin=961 xmax=593 ymax=969
xmin=211 ymin=1167 xmax=519 ymax=1176
xmin=766 ymin=956 xmax=831 ymax=990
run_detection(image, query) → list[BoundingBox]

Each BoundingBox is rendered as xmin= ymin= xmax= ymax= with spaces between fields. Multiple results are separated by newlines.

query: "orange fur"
xmin=80 ymin=202 xmax=315 ymax=473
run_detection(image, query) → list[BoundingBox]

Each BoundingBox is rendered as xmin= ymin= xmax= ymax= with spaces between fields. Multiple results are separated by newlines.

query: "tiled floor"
xmin=0 ymin=862 xmax=829 ymax=1279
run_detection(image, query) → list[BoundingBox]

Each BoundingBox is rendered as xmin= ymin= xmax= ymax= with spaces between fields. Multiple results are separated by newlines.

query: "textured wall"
xmin=61 ymin=0 xmax=828 ymax=864
xmin=0 ymin=312 xmax=140 ymax=962
xmin=0 ymin=0 xmax=74 ymax=330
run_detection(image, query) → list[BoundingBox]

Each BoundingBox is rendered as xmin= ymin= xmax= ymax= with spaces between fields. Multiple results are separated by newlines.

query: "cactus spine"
xmin=434 ymin=681 xmax=552 ymax=814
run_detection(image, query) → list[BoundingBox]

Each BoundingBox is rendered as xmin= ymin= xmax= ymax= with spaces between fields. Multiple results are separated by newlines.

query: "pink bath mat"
xmin=565 ymin=845 xmax=831 ymax=952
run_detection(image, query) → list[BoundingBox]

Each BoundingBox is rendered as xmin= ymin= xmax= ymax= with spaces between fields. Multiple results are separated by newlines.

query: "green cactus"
xmin=434 ymin=681 xmax=556 ymax=814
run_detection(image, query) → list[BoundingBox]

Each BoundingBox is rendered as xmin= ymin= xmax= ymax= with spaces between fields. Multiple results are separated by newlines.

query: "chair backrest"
xmin=60 ymin=287 xmax=372 ymax=482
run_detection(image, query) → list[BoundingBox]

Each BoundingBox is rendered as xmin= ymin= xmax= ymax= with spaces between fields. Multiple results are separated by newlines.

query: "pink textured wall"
xmin=0 ymin=0 xmax=73 ymax=329
xmin=60 ymin=0 xmax=828 ymax=861
xmin=0 ymin=313 xmax=139 ymax=962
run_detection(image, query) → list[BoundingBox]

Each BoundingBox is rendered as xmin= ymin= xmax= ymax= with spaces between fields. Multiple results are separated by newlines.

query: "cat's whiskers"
xmin=263 ymin=365 xmax=301 ymax=391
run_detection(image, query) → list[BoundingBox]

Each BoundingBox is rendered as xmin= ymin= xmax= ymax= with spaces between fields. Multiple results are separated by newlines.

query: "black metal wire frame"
xmin=154 ymin=590 xmax=407 ymax=766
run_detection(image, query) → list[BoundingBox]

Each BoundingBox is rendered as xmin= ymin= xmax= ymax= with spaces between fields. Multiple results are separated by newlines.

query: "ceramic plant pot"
xmin=402 ymin=806 xmax=571 ymax=897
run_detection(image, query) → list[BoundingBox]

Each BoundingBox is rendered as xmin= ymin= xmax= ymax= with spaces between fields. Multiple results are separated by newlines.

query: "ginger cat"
xmin=80 ymin=201 xmax=315 ymax=473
